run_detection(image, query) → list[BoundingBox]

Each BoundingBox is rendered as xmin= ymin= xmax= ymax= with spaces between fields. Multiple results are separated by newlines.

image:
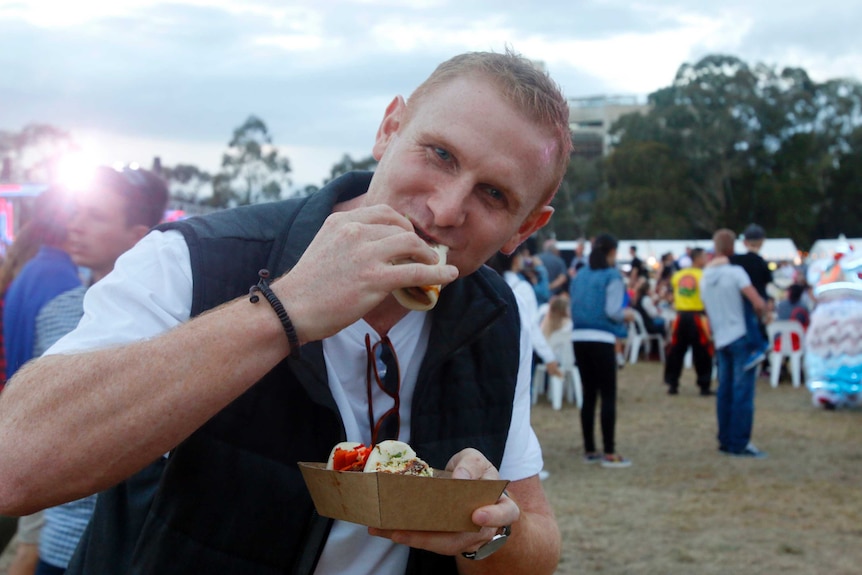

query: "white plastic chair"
xmin=532 ymin=328 xmax=583 ymax=410
xmin=623 ymin=317 xmax=643 ymax=365
xmin=766 ymin=320 xmax=805 ymax=388
xmin=625 ymin=309 xmax=666 ymax=364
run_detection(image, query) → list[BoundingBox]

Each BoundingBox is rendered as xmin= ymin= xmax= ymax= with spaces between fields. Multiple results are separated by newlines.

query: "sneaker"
xmin=600 ymin=453 xmax=632 ymax=468
xmin=744 ymin=350 xmax=766 ymax=371
xmin=728 ymin=443 xmax=767 ymax=459
xmin=616 ymin=353 xmax=627 ymax=368
xmin=583 ymin=452 xmax=602 ymax=464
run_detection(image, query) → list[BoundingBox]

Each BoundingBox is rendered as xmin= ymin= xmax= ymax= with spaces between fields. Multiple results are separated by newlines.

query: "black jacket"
xmin=70 ymin=172 xmax=522 ymax=575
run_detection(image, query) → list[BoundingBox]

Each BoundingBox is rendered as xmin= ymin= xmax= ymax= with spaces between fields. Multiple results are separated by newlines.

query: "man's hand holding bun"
xmin=267 ymin=205 xmax=457 ymax=345
xmin=392 ymin=243 xmax=450 ymax=311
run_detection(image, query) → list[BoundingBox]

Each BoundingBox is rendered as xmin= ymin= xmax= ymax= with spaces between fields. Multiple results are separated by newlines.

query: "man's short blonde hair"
xmin=407 ymin=48 xmax=573 ymax=204
xmin=713 ymin=228 xmax=736 ymax=257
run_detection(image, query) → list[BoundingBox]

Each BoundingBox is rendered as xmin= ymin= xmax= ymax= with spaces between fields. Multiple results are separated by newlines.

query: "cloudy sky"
xmin=2 ymin=0 xmax=861 ymax=189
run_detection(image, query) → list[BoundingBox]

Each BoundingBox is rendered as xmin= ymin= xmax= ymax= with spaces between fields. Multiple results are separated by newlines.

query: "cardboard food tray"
xmin=299 ymin=462 xmax=509 ymax=532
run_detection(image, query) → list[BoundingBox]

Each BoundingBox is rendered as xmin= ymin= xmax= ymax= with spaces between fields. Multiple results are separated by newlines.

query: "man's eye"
xmin=433 ymin=147 xmax=451 ymax=162
xmin=485 ymin=187 xmax=504 ymax=202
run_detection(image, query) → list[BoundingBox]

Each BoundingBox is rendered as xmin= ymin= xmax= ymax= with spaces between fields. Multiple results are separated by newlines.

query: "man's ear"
xmin=500 ymin=206 xmax=554 ymax=255
xmin=372 ymin=96 xmax=406 ymax=161
xmin=130 ymin=224 xmax=151 ymax=244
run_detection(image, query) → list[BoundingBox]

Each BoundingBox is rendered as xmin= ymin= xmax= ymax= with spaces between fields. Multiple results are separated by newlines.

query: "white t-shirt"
xmin=701 ymin=263 xmax=752 ymax=349
xmin=46 ymin=230 xmax=543 ymax=575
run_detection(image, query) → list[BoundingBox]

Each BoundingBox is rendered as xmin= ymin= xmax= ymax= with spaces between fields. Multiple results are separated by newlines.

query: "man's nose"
xmin=425 ymin=181 xmax=471 ymax=228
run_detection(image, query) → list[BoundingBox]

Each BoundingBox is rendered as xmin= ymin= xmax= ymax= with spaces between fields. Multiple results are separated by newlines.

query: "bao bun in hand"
xmin=392 ymin=244 xmax=450 ymax=311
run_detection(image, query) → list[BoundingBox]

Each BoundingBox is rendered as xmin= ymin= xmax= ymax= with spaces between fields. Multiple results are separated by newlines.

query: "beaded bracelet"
xmin=249 ymin=269 xmax=300 ymax=357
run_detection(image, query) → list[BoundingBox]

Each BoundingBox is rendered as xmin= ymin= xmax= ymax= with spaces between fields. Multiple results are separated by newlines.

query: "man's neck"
xmin=363 ymin=296 xmax=411 ymax=337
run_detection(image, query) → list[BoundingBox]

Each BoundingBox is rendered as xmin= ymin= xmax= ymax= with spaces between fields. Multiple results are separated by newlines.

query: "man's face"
xmin=67 ymin=187 xmax=146 ymax=281
xmin=366 ymin=75 xmax=558 ymax=276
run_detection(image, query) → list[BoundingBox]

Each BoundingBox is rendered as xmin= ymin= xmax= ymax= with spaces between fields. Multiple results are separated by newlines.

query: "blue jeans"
xmin=743 ymin=299 xmax=765 ymax=353
xmin=715 ymin=336 xmax=757 ymax=452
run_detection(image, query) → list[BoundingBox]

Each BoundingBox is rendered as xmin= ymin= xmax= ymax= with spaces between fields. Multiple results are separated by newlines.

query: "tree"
xmin=814 ymin=125 xmax=862 ymax=240
xmin=606 ymin=54 xmax=862 ymax=244
xmin=547 ymin=154 xmax=602 ymax=241
xmin=591 ymin=141 xmax=690 ymax=238
xmin=325 ymin=154 xmax=378 ymax=185
xmin=160 ymin=164 xmax=213 ymax=205
xmin=212 ymin=116 xmax=292 ymax=207
xmin=0 ymin=124 xmax=77 ymax=182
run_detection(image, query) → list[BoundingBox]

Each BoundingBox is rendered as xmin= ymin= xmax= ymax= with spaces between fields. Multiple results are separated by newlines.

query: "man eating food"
xmin=0 ymin=49 xmax=572 ymax=575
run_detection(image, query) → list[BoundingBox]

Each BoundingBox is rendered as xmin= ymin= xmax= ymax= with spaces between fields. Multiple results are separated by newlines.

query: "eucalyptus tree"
xmin=608 ymin=54 xmax=862 ymax=243
xmin=212 ymin=116 xmax=292 ymax=207
xmin=0 ymin=124 xmax=77 ymax=182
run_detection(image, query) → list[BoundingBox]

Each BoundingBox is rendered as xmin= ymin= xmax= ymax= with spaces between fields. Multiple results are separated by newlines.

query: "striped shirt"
xmin=34 ymin=286 xmax=98 ymax=569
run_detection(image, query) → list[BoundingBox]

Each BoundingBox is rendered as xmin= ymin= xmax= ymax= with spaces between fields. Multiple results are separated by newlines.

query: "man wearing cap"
xmin=730 ymin=224 xmax=773 ymax=371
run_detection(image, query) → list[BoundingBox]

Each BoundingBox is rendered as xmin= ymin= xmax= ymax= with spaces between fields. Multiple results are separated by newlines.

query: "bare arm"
xmin=741 ymin=285 xmax=766 ymax=314
xmin=456 ymin=475 xmax=559 ymax=575
xmin=0 ymin=205 xmax=459 ymax=514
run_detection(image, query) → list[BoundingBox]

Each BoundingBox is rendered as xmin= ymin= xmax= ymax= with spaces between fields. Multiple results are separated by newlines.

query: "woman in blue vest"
xmin=569 ymin=233 xmax=634 ymax=468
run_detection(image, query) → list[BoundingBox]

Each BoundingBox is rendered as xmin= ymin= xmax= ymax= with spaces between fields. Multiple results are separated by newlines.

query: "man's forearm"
xmin=0 ymin=294 xmax=290 ymax=515
xmin=457 ymin=476 xmax=560 ymax=575
xmin=457 ymin=507 xmax=560 ymax=575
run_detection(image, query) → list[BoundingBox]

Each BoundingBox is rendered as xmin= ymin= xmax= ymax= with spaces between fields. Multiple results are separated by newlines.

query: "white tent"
xmin=807 ymin=236 xmax=862 ymax=264
xmin=556 ymin=238 xmax=801 ymax=265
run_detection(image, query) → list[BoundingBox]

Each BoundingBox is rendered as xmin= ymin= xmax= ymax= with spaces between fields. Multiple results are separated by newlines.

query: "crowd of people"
xmin=518 ymin=223 xmax=816 ymax=469
xmin=0 ymin=48 xmax=821 ymax=575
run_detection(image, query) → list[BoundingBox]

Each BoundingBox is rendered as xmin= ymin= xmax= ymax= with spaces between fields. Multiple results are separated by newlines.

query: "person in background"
xmin=487 ymin=250 xmax=562 ymax=382
xmin=701 ymin=229 xmax=768 ymax=458
xmin=655 ymin=251 xmax=678 ymax=305
xmin=0 ymin=212 xmax=69 ymax=391
xmin=776 ymin=283 xmax=810 ymax=329
xmin=3 ymin=187 xmax=80 ymax=381
xmin=663 ymin=248 xmax=714 ymax=396
xmin=30 ymin=165 xmax=168 ymax=575
xmin=628 ymin=245 xmax=646 ymax=285
xmin=1 ymin=186 xmax=80 ymax=575
xmin=519 ymin=246 xmax=551 ymax=306
xmin=570 ymin=233 xmax=634 ymax=468
xmin=0 ymin=222 xmax=53 ymax=563
xmin=568 ymin=237 xmax=588 ymax=279
xmin=540 ymin=293 xmax=572 ymax=343
xmin=538 ymin=238 xmax=569 ymax=296
xmin=676 ymin=246 xmax=693 ymax=269
xmin=0 ymin=49 xmax=570 ymax=575
xmin=632 ymin=277 xmax=666 ymax=336
xmin=772 ymin=283 xmax=810 ymax=359
xmin=730 ymin=223 xmax=773 ymax=371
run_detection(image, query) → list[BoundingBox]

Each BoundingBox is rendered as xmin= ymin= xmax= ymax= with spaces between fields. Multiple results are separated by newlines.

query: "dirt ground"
xmin=2 ymin=360 xmax=860 ymax=574
xmin=535 ymin=360 xmax=862 ymax=575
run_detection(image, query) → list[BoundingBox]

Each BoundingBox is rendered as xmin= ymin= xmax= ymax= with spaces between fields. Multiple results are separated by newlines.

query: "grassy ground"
xmin=3 ymin=360 xmax=859 ymax=574
xmin=535 ymin=359 xmax=862 ymax=575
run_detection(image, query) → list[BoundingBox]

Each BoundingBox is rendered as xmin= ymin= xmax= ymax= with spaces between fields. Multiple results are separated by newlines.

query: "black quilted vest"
xmin=73 ymin=172 xmax=521 ymax=575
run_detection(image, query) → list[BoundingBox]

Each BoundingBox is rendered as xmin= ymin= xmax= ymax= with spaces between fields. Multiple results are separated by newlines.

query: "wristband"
xmin=249 ymin=269 xmax=300 ymax=357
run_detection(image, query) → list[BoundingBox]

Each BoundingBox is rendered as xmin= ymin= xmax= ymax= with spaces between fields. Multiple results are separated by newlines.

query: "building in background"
xmin=568 ymin=95 xmax=651 ymax=159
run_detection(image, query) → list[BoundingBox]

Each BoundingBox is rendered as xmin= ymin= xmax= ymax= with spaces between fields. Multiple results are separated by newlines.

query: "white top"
xmin=46 ymin=229 xmax=542 ymax=575
xmin=503 ymin=271 xmax=557 ymax=364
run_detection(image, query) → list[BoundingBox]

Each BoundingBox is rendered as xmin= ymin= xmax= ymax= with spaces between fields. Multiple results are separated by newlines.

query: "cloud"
xmin=1 ymin=0 xmax=860 ymax=187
